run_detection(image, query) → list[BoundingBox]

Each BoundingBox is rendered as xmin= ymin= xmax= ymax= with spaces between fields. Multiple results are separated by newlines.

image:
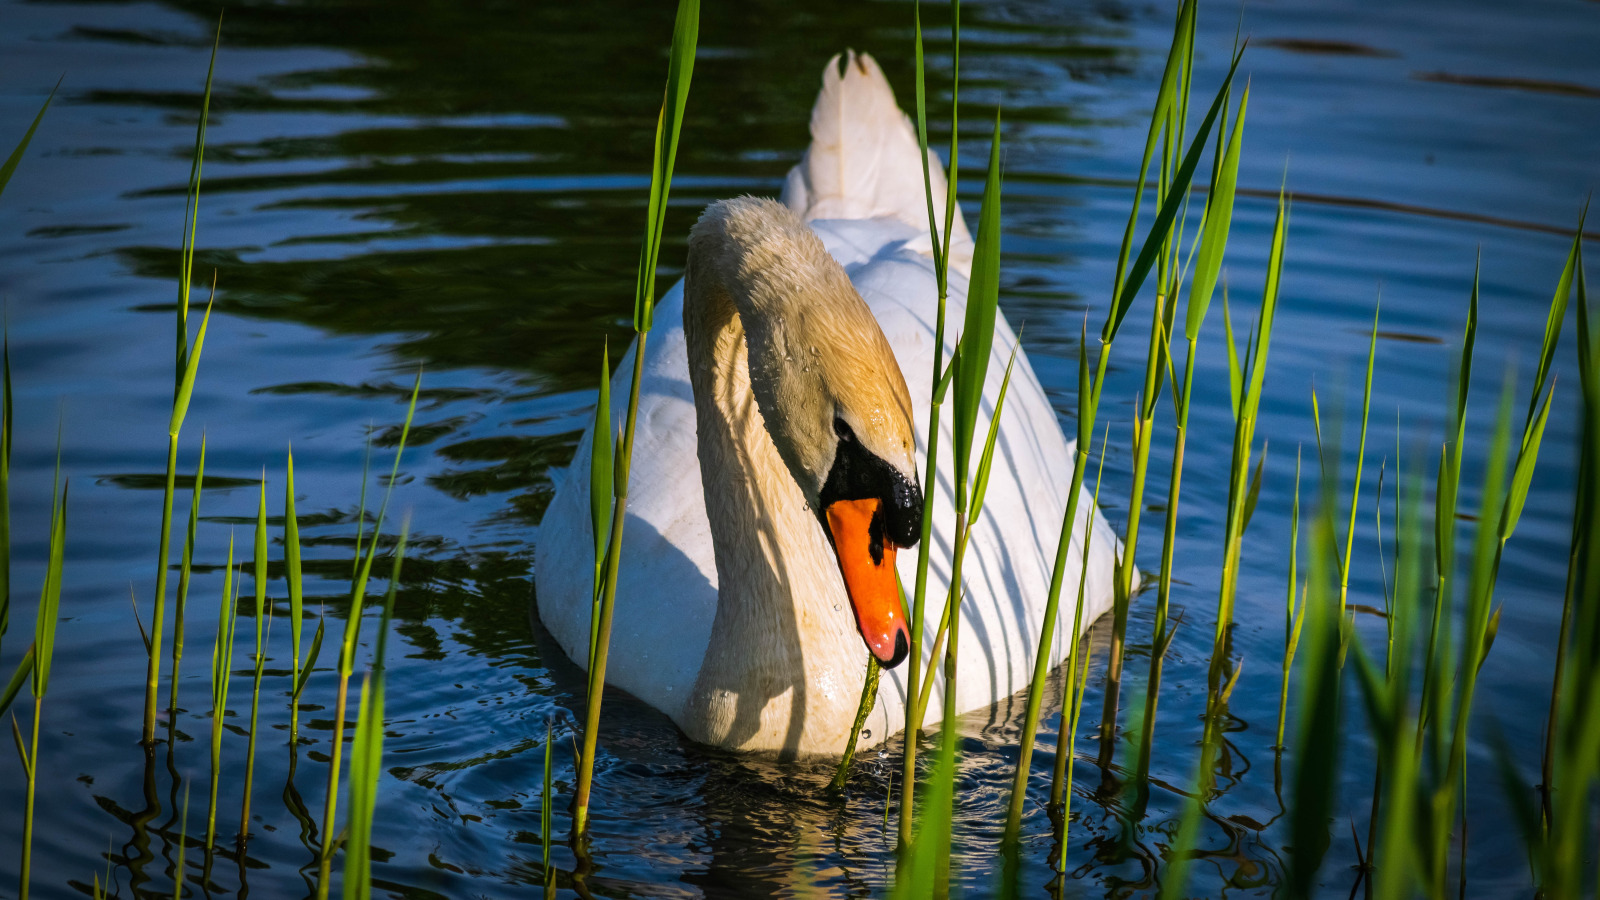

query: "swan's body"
xmin=536 ymin=52 xmax=1122 ymax=756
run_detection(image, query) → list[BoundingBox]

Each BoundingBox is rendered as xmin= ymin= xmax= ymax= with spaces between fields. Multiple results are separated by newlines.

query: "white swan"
xmin=536 ymin=51 xmax=1123 ymax=756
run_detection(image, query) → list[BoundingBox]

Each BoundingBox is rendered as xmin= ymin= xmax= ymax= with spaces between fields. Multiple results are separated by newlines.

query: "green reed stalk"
xmin=1002 ymin=26 xmax=1244 ymax=851
xmin=1275 ymin=450 xmax=1304 ymax=750
xmin=1208 ymin=185 xmax=1285 ymax=692
xmin=0 ymin=84 xmax=54 ymax=658
xmin=1349 ymin=467 xmax=1425 ymax=900
xmin=829 ymin=654 xmax=880 ymax=792
xmin=541 ymin=721 xmax=554 ymax=883
xmin=1539 ymin=225 xmax=1588 ymax=833
xmin=286 ymin=449 xmax=317 ymax=745
xmin=0 ymin=67 xmax=56 ymax=681
xmin=169 ymin=435 xmax=207 ymax=714
xmin=923 ymin=107 xmax=1006 ymax=891
xmin=206 ymin=536 xmax=238 ymax=850
xmin=1425 ymin=231 xmax=1576 ymax=889
xmin=240 ymin=477 xmax=268 ymax=843
xmin=1286 ymin=466 xmax=1343 ymax=900
xmin=16 ymin=460 xmax=65 ymax=900
xmin=1529 ymin=238 xmax=1597 ymax=899
xmin=1135 ymin=80 xmax=1248 ymax=786
xmin=319 ymin=374 xmax=419 ymax=897
xmin=1426 ymin=376 xmax=1515 ymax=890
xmin=1100 ymin=0 xmax=1197 ymax=770
xmin=574 ymin=0 xmax=697 ymax=840
xmin=1309 ymin=303 xmax=1377 ymax=617
xmin=0 ymin=337 xmax=10 ymax=660
xmin=344 ymin=522 xmax=407 ymax=900
xmin=586 ymin=339 xmax=612 ymax=686
xmin=899 ymin=0 xmax=961 ymax=848
xmin=1416 ymin=261 xmax=1477 ymax=767
xmin=1047 ymin=432 xmax=1107 ymax=876
xmin=143 ymin=25 xmax=218 ymax=746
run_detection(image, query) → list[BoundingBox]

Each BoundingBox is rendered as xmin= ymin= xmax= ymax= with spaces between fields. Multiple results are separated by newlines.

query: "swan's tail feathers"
xmin=781 ymin=50 xmax=974 ymax=277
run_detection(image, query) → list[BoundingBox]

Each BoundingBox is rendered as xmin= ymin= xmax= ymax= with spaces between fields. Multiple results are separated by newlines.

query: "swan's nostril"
xmin=883 ymin=629 xmax=909 ymax=670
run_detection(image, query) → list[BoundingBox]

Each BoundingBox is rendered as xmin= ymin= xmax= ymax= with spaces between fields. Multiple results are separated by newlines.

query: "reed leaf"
xmin=576 ymin=0 xmax=700 ymax=839
xmin=632 ymin=0 xmax=699 ymax=334
xmin=18 ymin=460 xmax=65 ymax=900
xmin=169 ymin=435 xmax=206 ymax=713
xmin=0 ymin=83 xmax=56 ymax=203
xmin=950 ymin=110 xmax=1004 ymax=503
xmin=343 ymin=522 xmax=407 ymax=900
xmin=1276 ymin=448 xmax=1304 ymax=749
xmin=1186 ymin=84 xmax=1247 ymax=341
xmin=588 ymin=341 xmax=612 ymax=680
xmin=541 ymin=721 xmax=554 ymax=877
xmin=321 ymin=372 xmax=420 ymax=894
xmin=1104 ymin=44 xmax=1245 ymax=345
xmin=143 ymin=23 xmax=219 ymax=744
xmin=1525 ymin=207 xmax=1585 ymax=431
xmin=1 ymin=334 xmax=12 ymax=651
xmin=241 ymin=476 xmax=268 ymax=843
xmin=900 ymin=0 xmax=961 ymax=847
xmin=206 ymin=535 xmax=238 ymax=849
xmin=0 ymin=644 xmax=32 ymax=719
xmin=286 ymin=447 xmax=310 ymax=741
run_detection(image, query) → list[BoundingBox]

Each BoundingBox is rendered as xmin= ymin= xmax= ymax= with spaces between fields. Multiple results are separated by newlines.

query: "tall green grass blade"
xmin=143 ymin=25 xmax=219 ymax=745
xmin=286 ymin=447 xmax=309 ymax=742
xmin=31 ymin=459 xmax=65 ymax=700
xmin=1104 ymin=44 xmax=1245 ymax=345
xmin=829 ymin=654 xmax=881 ymax=793
xmin=206 ymin=535 xmax=238 ymax=849
xmin=169 ymin=435 xmax=207 ymax=713
xmin=168 ymin=284 xmax=215 ymax=438
xmin=1111 ymin=0 xmax=1195 ymax=306
xmin=1286 ymin=506 xmax=1342 ymax=900
xmin=969 ymin=343 xmax=1019 ymax=519
xmin=18 ymin=458 xmax=66 ymax=900
xmin=1 ymin=334 xmax=12 ymax=651
xmin=0 ymin=644 xmax=32 ymax=719
xmin=1186 ymin=85 xmax=1247 ymax=341
xmin=1542 ymin=242 xmax=1588 ymax=832
xmin=1526 ymin=208 xmax=1586 ymax=431
xmin=901 ymin=0 xmax=960 ymax=848
xmin=241 ymin=476 xmax=268 ymax=843
xmin=950 ymin=110 xmax=1004 ymax=502
xmin=1504 ymin=381 xmax=1555 ymax=537
xmin=1335 ymin=302 xmax=1379 ymax=612
xmin=911 ymin=0 xmax=945 ymax=279
xmin=1276 ymin=448 xmax=1304 ymax=749
xmin=576 ymin=0 xmax=701 ymax=839
xmin=321 ymin=372 xmax=420 ymax=894
xmin=587 ymin=341 xmax=613 ymax=680
xmin=344 ymin=522 xmax=407 ymax=900
xmin=0 ymin=83 xmax=56 ymax=203
xmin=632 ymin=0 xmax=699 ymax=334
xmin=541 ymin=721 xmax=554 ymax=877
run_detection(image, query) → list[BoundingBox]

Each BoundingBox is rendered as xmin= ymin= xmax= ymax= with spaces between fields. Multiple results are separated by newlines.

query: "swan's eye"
xmin=833 ymin=416 xmax=855 ymax=442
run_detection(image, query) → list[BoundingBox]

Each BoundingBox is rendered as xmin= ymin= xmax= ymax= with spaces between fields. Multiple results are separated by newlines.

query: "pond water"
xmin=0 ymin=0 xmax=1596 ymax=896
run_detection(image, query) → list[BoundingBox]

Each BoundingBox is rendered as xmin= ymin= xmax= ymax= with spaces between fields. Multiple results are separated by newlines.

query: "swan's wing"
xmin=780 ymin=50 xmax=974 ymax=279
xmin=535 ymin=284 xmax=717 ymax=723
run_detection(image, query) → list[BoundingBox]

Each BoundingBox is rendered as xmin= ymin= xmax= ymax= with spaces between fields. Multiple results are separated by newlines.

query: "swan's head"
xmin=688 ymin=197 xmax=923 ymax=669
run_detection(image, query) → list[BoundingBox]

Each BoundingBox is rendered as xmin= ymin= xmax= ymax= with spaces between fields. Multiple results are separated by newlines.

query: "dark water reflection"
xmin=0 ymin=0 xmax=1596 ymax=896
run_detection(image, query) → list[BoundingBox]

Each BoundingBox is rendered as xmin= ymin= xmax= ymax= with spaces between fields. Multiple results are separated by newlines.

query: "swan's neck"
xmin=680 ymin=261 xmax=864 ymax=757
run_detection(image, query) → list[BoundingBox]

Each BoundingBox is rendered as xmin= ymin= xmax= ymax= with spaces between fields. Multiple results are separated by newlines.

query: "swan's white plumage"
xmin=535 ymin=51 xmax=1122 ymax=755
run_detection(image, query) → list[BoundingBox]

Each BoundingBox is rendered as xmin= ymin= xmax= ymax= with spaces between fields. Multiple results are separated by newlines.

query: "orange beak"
xmin=825 ymin=497 xmax=910 ymax=668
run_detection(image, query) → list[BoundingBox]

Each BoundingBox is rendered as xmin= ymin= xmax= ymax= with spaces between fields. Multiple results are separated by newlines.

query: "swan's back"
xmin=535 ymin=51 xmax=1122 ymax=748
